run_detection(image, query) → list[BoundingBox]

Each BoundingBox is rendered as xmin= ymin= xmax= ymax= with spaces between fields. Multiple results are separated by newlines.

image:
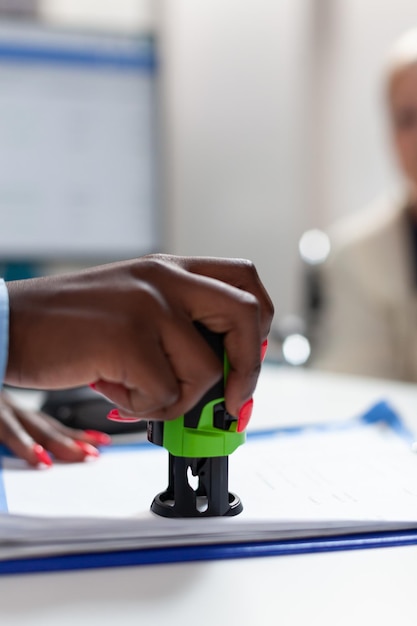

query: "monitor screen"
xmin=0 ymin=20 xmax=158 ymax=260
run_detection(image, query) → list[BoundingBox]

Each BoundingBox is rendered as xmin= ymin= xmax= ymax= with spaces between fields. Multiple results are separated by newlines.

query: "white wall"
xmin=159 ymin=0 xmax=312 ymax=319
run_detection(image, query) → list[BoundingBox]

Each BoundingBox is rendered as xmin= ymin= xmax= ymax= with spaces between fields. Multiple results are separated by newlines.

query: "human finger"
xmin=103 ymin=316 xmax=224 ymax=422
xmin=170 ymin=273 xmax=262 ymax=421
xmin=0 ymin=401 xmax=54 ymax=467
xmin=1 ymin=393 xmax=111 ymax=448
xmin=12 ymin=407 xmax=100 ymax=462
xmin=90 ymin=332 xmax=181 ymax=415
xmin=165 ymin=255 xmax=274 ymax=339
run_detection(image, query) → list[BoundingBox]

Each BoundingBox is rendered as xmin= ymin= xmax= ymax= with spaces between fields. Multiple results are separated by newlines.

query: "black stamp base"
xmin=150 ymin=454 xmax=243 ymax=518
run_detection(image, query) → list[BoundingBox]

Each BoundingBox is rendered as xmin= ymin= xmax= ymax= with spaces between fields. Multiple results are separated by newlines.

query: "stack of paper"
xmin=1 ymin=405 xmax=417 ymax=561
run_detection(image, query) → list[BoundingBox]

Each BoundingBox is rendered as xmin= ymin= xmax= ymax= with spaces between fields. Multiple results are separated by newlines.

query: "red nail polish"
xmin=107 ymin=409 xmax=142 ymax=423
xmin=33 ymin=444 xmax=53 ymax=467
xmin=237 ymin=398 xmax=254 ymax=433
xmin=84 ymin=430 xmax=112 ymax=445
xmin=261 ymin=339 xmax=268 ymax=362
xmin=89 ymin=382 xmax=97 ymax=390
xmin=74 ymin=441 xmax=100 ymax=457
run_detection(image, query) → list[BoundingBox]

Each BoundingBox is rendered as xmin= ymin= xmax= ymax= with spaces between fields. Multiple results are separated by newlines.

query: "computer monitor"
xmin=0 ymin=20 xmax=158 ymax=261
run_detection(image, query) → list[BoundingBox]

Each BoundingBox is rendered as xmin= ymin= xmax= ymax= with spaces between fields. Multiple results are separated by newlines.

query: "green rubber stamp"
xmin=148 ymin=322 xmax=245 ymax=517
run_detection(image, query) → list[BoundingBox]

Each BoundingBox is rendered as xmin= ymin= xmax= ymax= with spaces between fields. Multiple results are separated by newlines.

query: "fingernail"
xmin=74 ymin=441 xmax=100 ymax=457
xmin=33 ymin=444 xmax=53 ymax=467
xmin=237 ymin=398 xmax=254 ymax=433
xmin=261 ymin=339 xmax=268 ymax=362
xmin=84 ymin=430 xmax=112 ymax=445
xmin=107 ymin=409 xmax=142 ymax=423
xmin=89 ymin=382 xmax=97 ymax=390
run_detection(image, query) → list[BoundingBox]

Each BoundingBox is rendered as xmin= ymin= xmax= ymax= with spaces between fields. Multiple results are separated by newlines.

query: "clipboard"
xmin=0 ymin=400 xmax=417 ymax=576
xmin=3 ymin=526 xmax=417 ymax=576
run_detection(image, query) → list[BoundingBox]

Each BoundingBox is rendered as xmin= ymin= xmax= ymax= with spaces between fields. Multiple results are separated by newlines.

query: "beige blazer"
xmin=312 ymin=194 xmax=417 ymax=382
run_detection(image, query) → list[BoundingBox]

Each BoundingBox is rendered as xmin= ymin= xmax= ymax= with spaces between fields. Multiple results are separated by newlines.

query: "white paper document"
xmin=1 ymin=407 xmax=417 ymax=560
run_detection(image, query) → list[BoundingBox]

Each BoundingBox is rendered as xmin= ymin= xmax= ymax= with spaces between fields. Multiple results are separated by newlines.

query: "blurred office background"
xmin=0 ymin=0 xmax=416 ymax=362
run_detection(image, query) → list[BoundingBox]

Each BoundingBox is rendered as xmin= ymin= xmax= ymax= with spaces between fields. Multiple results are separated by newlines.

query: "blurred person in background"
xmin=313 ymin=28 xmax=417 ymax=381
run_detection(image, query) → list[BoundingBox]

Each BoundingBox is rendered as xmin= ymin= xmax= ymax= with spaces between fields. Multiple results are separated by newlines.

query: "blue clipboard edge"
xmin=2 ymin=527 xmax=417 ymax=576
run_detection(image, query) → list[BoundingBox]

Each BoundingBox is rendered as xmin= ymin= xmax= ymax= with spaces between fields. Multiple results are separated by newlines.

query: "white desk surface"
xmin=2 ymin=363 xmax=417 ymax=626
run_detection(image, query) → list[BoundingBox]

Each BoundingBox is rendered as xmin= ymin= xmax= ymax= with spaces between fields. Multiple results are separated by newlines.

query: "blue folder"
xmin=1 ymin=400 xmax=416 ymax=576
